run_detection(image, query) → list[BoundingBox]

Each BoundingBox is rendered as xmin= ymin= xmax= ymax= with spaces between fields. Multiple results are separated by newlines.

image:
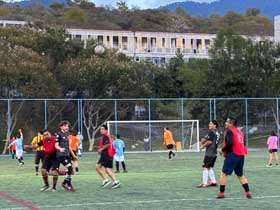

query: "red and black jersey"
xmin=38 ymin=136 xmax=56 ymax=158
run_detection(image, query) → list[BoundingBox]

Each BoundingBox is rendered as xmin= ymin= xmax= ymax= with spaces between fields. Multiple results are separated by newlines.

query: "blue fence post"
xmin=209 ymin=99 xmax=212 ymax=121
xmin=276 ymin=99 xmax=279 ymax=146
xmin=148 ymin=99 xmax=152 ymax=152
xmin=245 ymin=98 xmax=249 ymax=147
xmin=114 ymin=99 xmax=118 ymax=134
xmin=80 ymin=100 xmax=83 ymax=134
xmin=213 ymin=98 xmax=216 ymax=120
xmin=181 ymin=98 xmax=185 ymax=150
xmin=44 ymin=100 xmax=47 ymax=129
xmin=6 ymin=99 xmax=11 ymax=155
xmin=77 ymin=100 xmax=80 ymax=132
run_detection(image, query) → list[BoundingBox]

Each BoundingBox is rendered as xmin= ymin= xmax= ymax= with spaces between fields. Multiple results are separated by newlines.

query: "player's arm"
xmin=69 ymin=148 xmax=78 ymax=160
xmin=25 ymin=140 xmax=42 ymax=149
xmin=19 ymin=129 xmax=23 ymax=137
xmin=97 ymin=136 xmax=110 ymax=154
xmin=221 ymin=130 xmax=233 ymax=153
xmin=9 ymin=139 xmax=18 ymax=147
xmin=55 ymin=137 xmax=65 ymax=153
xmin=200 ymin=140 xmax=212 ymax=149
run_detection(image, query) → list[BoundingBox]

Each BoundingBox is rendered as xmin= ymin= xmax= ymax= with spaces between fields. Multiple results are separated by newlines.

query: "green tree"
xmin=117 ymin=0 xmax=129 ymax=12
xmin=246 ymin=7 xmax=260 ymax=16
xmin=64 ymin=6 xmax=87 ymax=23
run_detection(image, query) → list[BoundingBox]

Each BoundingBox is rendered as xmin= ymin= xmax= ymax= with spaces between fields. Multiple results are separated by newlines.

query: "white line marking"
xmin=2 ymin=195 xmax=280 ymax=210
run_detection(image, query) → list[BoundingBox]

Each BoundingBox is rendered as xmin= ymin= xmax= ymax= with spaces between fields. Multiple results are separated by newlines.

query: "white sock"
xmin=208 ymin=168 xmax=216 ymax=183
xmin=203 ymin=170 xmax=209 ymax=185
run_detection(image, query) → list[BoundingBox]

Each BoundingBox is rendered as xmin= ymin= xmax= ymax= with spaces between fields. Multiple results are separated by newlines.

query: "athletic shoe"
xmin=266 ymin=164 xmax=273 ymax=167
xmin=19 ymin=162 xmax=24 ymax=166
xmin=209 ymin=183 xmax=218 ymax=187
xmin=196 ymin=183 xmax=208 ymax=188
xmin=52 ymin=188 xmax=56 ymax=192
xmin=111 ymin=181 xmax=121 ymax=189
xmin=215 ymin=192 xmax=225 ymax=199
xmin=62 ymin=183 xmax=70 ymax=191
xmin=67 ymin=184 xmax=76 ymax=192
xmin=246 ymin=192 xmax=252 ymax=199
xmin=75 ymin=171 xmax=80 ymax=175
xmin=123 ymin=170 xmax=128 ymax=173
xmin=115 ymin=170 xmax=120 ymax=173
xmin=35 ymin=172 xmax=38 ymax=176
xmin=101 ymin=179 xmax=111 ymax=188
xmin=40 ymin=185 xmax=51 ymax=192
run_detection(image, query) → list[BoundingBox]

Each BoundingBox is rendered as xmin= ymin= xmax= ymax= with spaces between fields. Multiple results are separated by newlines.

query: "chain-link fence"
xmin=0 ymin=98 xmax=279 ymax=153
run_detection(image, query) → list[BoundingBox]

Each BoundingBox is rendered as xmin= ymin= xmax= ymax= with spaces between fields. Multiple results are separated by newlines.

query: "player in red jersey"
xmin=25 ymin=129 xmax=59 ymax=192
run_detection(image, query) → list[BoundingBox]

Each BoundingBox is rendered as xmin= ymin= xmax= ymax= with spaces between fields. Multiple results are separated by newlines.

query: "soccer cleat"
xmin=115 ymin=171 xmax=120 ymax=173
xmin=67 ymin=184 xmax=76 ymax=192
xmin=215 ymin=192 xmax=225 ymax=199
xmin=196 ymin=183 xmax=208 ymax=188
xmin=62 ymin=183 xmax=70 ymax=191
xmin=19 ymin=162 xmax=24 ymax=166
xmin=123 ymin=170 xmax=128 ymax=173
xmin=101 ymin=179 xmax=111 ymax=188
xmin=35 ymin=172 xmax=38 ymax=176
xmin=40 ymin=185 xmax=51 ymax=192
xmin=266 ymin=164 xmax=273 ymax=167
xmin=111 ymin=181 xmax=121 ymax=189
xmin=246 ymin=192 xmax=252 ymax=199
xmin=209 ymin=182 xmax=218 ymax=187
xmin=52 ymin=188 xmax=56 ymax=192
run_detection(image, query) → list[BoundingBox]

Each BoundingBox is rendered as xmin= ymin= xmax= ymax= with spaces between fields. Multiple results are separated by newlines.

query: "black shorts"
xmin=70 ymin=150 xmax=77 ymax=161
xmin=269 ymin=149 xmax=278 ymax=153
xmin=203 ymin=156 xmax=217 ymax=168
xmin=222 ymin=153 xmax=244 ymax=177
xmin=167 ymin=144 xmax=174 ymax=150
xmin=35 ymin=151 xmax=45 ymax=165
xmin=58 ymin=156 xmax=72 ymax=166
xmin=42 ymin=157 xmax=59 ymax=171
xmin=97 ymin=156 xmax=113 ymax=168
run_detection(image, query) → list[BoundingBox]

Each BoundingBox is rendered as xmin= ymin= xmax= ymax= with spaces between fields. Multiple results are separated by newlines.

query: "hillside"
xmin=163 ymin=0 xmax=280 ymax=20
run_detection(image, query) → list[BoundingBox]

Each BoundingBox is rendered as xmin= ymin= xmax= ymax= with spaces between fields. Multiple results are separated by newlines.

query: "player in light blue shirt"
xmin=113 ymin=134 xmax=127 ymax=173
xmin=10 ymin=129 xmax=24 ymax=165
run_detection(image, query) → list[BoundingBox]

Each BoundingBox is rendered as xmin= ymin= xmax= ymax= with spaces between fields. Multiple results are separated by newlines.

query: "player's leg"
xmin=96 ymin=163 xmax=111 ymax=188
xmin=121 ymin=161 xmax=127 ymax=172
xmin=235 ymin=156 xmax=252 ymax=198
xmin=115 ymin=161 xmax=120 ymax=173
xmin=274 ymin=151 xmax=279 ymax=165
xmin=105 ymin=167 xmax=120 ymax=189
xmin=267 ymin=150 xmax=273 ymax=167
xmin=41 ymin=158 xmax=52 ymax=191
xmin=51 ymin=159 xmax=59 ymax=192
xmin=34 ymin=152 xmax=40 ymax=175
xmin=197 ymin=156 xmax=209 ymax=188
xmin=208 ymin=156 xmax=217 ymax=186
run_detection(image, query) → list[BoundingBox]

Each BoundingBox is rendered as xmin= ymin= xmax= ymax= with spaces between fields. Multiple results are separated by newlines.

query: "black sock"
xmin=116 ymin=161 xmax=119 ymax=171
xmin=168 ymin=151 xmax=172 ymax=159
xmin=18 ymin=158 xmax=22 ymax=163
xmin=220 ymin=185 xmax=225 ymax=193
xmin=35 ymin=166 xmax=39 ymax=172
xmin=121 ymin=161 xmax=126 ymax=171
xmin=75 ymin=167 xmax=79 ymax=172
xmin=242 ymin=183 xmax=250 ymax=192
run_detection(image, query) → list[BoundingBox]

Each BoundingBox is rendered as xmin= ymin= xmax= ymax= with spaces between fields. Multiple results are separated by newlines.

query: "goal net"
xmin=107 ymin=120 xmax=199 ymax=152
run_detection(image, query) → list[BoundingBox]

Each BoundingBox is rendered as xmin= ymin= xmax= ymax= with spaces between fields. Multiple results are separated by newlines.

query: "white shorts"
xmin=16 ymin=150 xmax=23 ymax=158
xmin=114 ymin=155 xmax=125 ymax=162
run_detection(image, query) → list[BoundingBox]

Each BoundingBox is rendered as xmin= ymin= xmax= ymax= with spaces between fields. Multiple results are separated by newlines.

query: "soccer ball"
xmin=94 ymin=45 xmax=105 ymax=55
xmin=131 ymin=145 xmax=136 ymax=149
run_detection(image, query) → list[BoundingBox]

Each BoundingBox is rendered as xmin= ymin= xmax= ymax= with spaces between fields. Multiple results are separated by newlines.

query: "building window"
xmin=113 ymin=36 xmax=119 ymax=48
xmin=122 ymin=36 xmax=128 ymax=50
xmin=162 ymin=38 xmax=165 ymax=48
xmin=75 ymin=35 xmax=82 ymax=40
xmin=171 ymin=38 xmax=176 ymax=48
xmin=97 ymin=35 xmax=103 ymax=44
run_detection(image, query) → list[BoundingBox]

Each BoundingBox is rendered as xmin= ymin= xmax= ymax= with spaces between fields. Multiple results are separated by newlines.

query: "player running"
xmin=197 ymin=120 xmax=220 ymax=188
xmin=163 ymin=127 xmax=175 ymax=160
xmin=31 ymin=131 xmax=45 ymax=175
xmin=113 ymin=134 xmax=127 ymax=173
xmin=55 ymin=121 xmax=76 ymax=192
xmin=10 ymin=129 xmax=24 ymax=165
xmin=25 ymin=129 xmax=59 ymax=192
xmin=69 ymin=130 xmax=80 ymax=174
xmin=216 ymin=117 xmax=252 ymax=199
xmin=96 ymin=125 xmax=121 ymax=189
xmin=9 ymin=137 xmax=16 ymax=159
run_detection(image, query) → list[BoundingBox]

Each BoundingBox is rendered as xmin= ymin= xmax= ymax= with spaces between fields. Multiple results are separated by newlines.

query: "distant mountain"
xmin=163 ymin=0 xmax=280 ymax=20
xmin=6 ymin=0 xmax=69 ymax=8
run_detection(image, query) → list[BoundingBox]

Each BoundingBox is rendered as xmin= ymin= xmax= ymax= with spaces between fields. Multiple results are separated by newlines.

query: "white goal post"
xmin=107 ymin=120 xmax=200 ymax=152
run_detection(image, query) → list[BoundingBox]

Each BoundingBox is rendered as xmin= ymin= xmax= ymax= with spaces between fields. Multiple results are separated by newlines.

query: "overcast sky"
xmin=92 ymin=0 xmax=217 ymax=9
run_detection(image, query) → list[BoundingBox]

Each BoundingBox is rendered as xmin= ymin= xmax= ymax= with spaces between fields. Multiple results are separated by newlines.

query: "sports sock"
xmin=242 ymin=183 xmax=250 ymax=192
xmin=220 ymin=185 xmax=225 ymax=193
xmin=75 ymin=167 xmax=79 ymax=172
xmin=53 ymin=175 xmax=58 ymax=189
xmin=121 ymin=161 xmax=126 ymax=171
xmin=168 ymin=151 xmax=172 ymax=159
xmin=203 ymin=170 xmax=209 ymax=185
xmin=35 ymin=165 xmax=39 ymax=173
xmin=42 ymin=174 xmax=49 ymax=186
xmin=208 ymin=168 xmax=216 ymax=183
xmin=116 ymin=161 xmax=119 ymax=171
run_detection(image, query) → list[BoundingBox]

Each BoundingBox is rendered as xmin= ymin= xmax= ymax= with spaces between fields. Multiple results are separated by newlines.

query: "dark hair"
xmin=101 ymin=124 xmax=108 ymax=130
xmin=116 ymin=134 xmax=120 ymax=139
xmin=42 ymin=129 xmax=49 ymax=133
xmin=165 ymin=127 xmax=169 ymax=130
xmin=227 ymin=117 xmax=237 ymax=126
xmin=39 ymin=130 xmax=44 ymax=135
xmin=59 ymin=120 xmax=70 ymax=127
xmin=271 ymin=131 xmax=277 ymax=136
xmin=211 ymin=120 xmax=219 ymax=128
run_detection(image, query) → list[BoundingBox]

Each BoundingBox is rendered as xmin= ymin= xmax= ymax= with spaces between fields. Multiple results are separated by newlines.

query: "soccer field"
xmin=0 ymin=150 xmax=279 ymax=210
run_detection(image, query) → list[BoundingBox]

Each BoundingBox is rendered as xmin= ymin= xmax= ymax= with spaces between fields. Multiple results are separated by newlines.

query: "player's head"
xmin=77 ymin=131 xmax=81 ymax=135
xmin=271 ymin=131 xmax=277 ymax=136
xmin=42 ymin=129 xmax=51 ymax=140
xmin=225 ymin=117 xmax=237 ymax=128
xmin=59 ymin=120 xmax=70 ymax=133
xmin=38 ymin=130 xmax=43 ymax=135
xmin=209 ymin=120 xmax=218 ymax=129
xmin=116 ymin=134 xmax=120 ymax=139
xmin=100 ymin=124 xmax=108 ymax=135
xmin=164 ymin=127 xmax=169 ymax=131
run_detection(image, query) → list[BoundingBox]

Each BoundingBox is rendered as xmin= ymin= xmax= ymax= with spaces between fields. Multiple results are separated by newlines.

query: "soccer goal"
xmin=107 ymin=120 xmax=200 ymax=152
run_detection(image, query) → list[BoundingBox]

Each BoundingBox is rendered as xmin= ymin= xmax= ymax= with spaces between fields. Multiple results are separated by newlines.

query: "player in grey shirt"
xmin=197 ymin=120 xmax=220 ymax=188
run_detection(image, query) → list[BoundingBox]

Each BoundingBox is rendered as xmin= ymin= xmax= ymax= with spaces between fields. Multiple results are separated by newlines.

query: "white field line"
xmin=1 ymin=195 xmax=280 ymax=210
